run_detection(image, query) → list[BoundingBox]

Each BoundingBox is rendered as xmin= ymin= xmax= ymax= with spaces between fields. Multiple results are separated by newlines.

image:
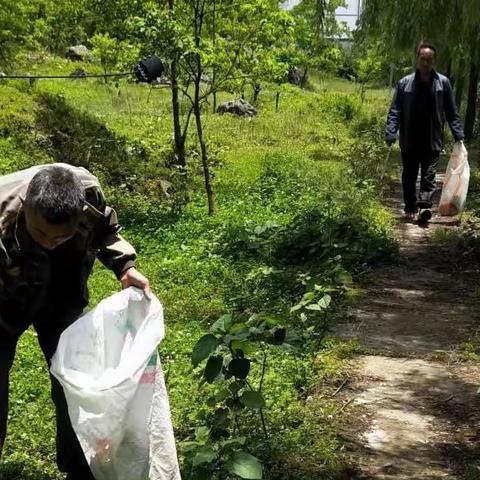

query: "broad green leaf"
xmin=226 ymin=451 xmax=263 ymax=479
xmin=240 ymin=391 xmax=266 ymax=409
xmin=220 ymin=437 xmax=246 ymax=449
xmin=215 ymin=389 xmax=230 ymax=402
xmin=204 ymin=355 xmax=223 ymax=383
xmin=224 ymin=330 xmax=250 ymax=343
xmin=181 ymin=441 xmax=202 ymax=453
xmin=211 ymin=314 xmax=233 ymax=333
xmin=228 ymin=358 xmax=251 ymax=379
xmin=305 ymin=303 xmax=322 ymax=311
xmin=229 ymin=322 xmax=249 ymax=334
xmin=302 ymin=291 xmax=315 ymax=302
xmin=318 ymin=294 xmax=331 ymax=309
xmin=194 ymin=426 xmax=210 ymax=442
xmin=336 ymin=270 xmax=353 ymax=285
xmin=192 ymin=446 xmax=217 ymax=467
xmin=212 ymin=408 xmax=230 ymax=431
xmin=272 ymin=327 xmax=286 ymax=345
xmin=192 ymin=334 xmax=221 ymax=367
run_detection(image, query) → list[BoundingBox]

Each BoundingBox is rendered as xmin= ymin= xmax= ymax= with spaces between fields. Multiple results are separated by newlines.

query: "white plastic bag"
xmin=50 ymin=287 xmax=181 ymax=480
xmin=439 ymin=141 xmax=470 ymax=216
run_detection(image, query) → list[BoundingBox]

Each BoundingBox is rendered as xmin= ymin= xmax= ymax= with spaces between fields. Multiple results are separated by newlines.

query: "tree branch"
xmin=182 ymin=105 xmax=195 ymax=139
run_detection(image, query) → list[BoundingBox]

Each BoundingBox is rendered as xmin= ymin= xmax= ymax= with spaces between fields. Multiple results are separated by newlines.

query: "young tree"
xmin=134 ymin=0 xmax=294 ymax=215
xmin=290 ymin=0 xmax=346 ymax=85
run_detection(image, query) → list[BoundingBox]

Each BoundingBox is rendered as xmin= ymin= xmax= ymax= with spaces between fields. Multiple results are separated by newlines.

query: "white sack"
xmin=439 ymin=141 xmax=470 ymax=216
xmin=51 ymin=287 xmax=181 ymax=480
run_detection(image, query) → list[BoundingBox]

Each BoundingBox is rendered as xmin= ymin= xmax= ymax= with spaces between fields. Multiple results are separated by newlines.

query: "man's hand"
xmin=120 ymin=267 xmax=152 ymax=299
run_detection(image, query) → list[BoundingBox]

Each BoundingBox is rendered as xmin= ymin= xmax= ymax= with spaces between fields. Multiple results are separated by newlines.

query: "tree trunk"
xmin=166 ymin=0 xmax=186 ymax=169
xmin=455 ymin=72 xmax=465 ymax=110
xmin=212 ymin=0 xmax=217 ymax=113
xmin=194 ymin=93 xmax=216 ymax=215
xmin=170 ymin=58 xmax=186 ymax=168
xmin=300 ymin=67 xmax=309 ymax=89
xmin=194 ymin=48 xmax=216 ymax=215
xmin=275 ymin=92 xmax=280 ymax=112
xmin=464 ymin=56 xmax=479 ymax=141
xmin=191 ymin=0 xmax=216 ymax=215
xmin=253 ymin=84 xmax=261 ymax=104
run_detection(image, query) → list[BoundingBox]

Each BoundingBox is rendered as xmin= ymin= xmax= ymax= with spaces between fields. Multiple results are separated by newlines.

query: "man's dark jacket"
xmin=385 ymin=70 xmax=464 ymax=151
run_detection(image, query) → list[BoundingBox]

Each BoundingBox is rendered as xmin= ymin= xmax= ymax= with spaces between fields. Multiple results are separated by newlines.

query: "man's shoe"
xmin=418 ymin=209 xmax=432 ymax=223
xmin=403 ymin=211 xmax=416 ymax=221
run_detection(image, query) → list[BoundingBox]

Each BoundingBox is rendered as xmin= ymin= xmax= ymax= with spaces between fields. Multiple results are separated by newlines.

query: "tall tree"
xmin=290 ymin=0 xmax=346 ymax=84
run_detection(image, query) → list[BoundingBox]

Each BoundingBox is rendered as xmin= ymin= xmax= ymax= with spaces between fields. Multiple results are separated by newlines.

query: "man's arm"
xmin=385 ymin=82 xmax=402 ymax=145
xmin=444 ymin=78 xmax=465 ymax=141
xmin=86 ymin=187 xmax=151 ymax=295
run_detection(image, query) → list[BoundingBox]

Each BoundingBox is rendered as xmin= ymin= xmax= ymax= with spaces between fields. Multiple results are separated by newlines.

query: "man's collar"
xmin=415 ymin=69 xmax=439 ymax=81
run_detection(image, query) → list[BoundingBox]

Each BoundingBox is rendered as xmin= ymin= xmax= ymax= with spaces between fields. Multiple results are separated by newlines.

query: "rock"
xmin=217 ymin=99 xmax=257 ymax=117
xmin=288 ymin=66 xmax=304 ymax=86
xmin=66 ymin=45 xmax=91 ymax=61
xmin=200 ymin=73 xmax=211 ymax=84
xmin=150 ymin=75 xmax=170 ymax=86
xmin=69 ymin=68 xmax=87 ymax=78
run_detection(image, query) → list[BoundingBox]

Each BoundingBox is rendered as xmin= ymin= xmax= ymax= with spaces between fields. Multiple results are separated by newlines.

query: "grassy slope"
xmin=0 ymin=57 xmax=394 ymax=479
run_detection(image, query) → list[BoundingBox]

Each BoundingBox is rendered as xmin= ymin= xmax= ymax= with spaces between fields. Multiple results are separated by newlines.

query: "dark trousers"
xmin=401 ymin=150 xmax=440 ymax=213
xmin=0 ymin=306 xmax=95 ymax=479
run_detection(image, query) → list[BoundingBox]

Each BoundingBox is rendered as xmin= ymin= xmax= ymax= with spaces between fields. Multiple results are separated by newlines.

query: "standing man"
xmin=385 ymin=43 xmax=465 ymax=222
xmin=0 ymin=163 xmax=150 ymax=479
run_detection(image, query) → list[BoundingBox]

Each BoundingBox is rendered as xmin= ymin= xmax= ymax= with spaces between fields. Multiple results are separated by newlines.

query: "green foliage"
xmin=0 ymin=0 xmax=29 ymax=65
xmin=183 ymin=311 xmax=288 ymax=479
xmin=0 ymin=0 xmax=154 ymax=60
xmin=226 ymin=452 xmax=263 ymax=479
xmin=289 ymin=0 xmax=347 ymax=81
xmin=358 ymin=0 xmax=480 ymax=89
xmin=0 ymin=64 xmax=395 ymax=479
xmin=133 ymin=0 xmax=296 ymax=96
xmin=354 ymin=41 xmax=391 ymax=84
xmin=90 ymin=33 xmax=140 ymax=75
xmin=347 ymin=105 xmax=390 ymax=183
xmin=90 ymin=33 xmax=120 ymax=75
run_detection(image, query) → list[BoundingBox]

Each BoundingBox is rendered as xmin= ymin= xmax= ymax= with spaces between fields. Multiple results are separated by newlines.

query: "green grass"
xmin=0 ymin=56 xmax=395 ymax=479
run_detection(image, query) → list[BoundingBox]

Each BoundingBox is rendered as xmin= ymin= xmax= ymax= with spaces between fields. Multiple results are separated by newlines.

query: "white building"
xmin=335 ymin=0 xmax=364 ymax=34
xmin=281 ymin=0 xmax=301 ymax=9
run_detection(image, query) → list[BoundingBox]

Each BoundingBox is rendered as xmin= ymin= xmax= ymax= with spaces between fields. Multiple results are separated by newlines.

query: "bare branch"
xmin=182 ymin=105 xmax=195 ymax=139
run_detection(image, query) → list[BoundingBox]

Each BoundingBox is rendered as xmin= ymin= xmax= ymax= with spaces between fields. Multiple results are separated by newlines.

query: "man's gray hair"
xmin=25 ymin=166 xmax=85 ymax=224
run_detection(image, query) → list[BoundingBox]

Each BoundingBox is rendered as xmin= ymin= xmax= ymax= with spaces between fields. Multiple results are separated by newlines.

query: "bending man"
xmin=0 ymin=163 xmax=150 ymax=479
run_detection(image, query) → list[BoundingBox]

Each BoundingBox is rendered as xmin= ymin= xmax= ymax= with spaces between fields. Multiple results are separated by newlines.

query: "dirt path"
xmin=334 ymin=177 xmax=480 ymax=479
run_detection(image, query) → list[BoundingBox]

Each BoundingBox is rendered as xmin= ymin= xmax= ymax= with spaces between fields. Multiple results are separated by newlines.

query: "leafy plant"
xmin=183 ymin=312 xmax=289 ymax=479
